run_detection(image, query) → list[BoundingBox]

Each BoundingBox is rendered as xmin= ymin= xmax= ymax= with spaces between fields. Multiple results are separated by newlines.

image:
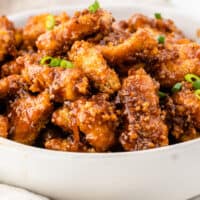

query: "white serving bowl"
xmin=1 ymin=4 xmax=200 ymax=200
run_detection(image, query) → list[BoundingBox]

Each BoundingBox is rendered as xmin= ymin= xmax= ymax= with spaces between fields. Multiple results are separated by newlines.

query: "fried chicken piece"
xmin=98 ymin=28 xmax=159 ymax=66
xmin=0 ymin=75 xmax=24 ymax=98
xmin=1 ymin=52 xmax=42 ymax=78
xmin=118 ymin=68 xmax=168 ymax=151
xmin=45 ymin=137 xmax=80 ymax=152
xmin=23 ymin=13 xmax=70 ymax=48
xmin=99 ymin=20 xmax=131 ymax=46
xmin=127 ymin=13 xmax=183 ymax=37
xmin=98 ymin=15 xmax=183 ymax=68
xmin=99 ymin=29 xmax=130 ymax=46
xmin=36 ymin=9 xmax=113 ymax=55
xmin=0 ymin=16 xmax=18 ymax=62
xmin=0 ymin=115 xmax=8 ymax=138
xmin=1 ymin=56 xmax=24 ymax=77
xmin=150 ymin=42 xmax=200 ymax=87
xmin=50 ymin=68 xmax=89 ymax=102
xmin=22 ymin=63 xmax=56 ymax=93
xmin=45 ymin=137 xmax=95 ymax=152
xmin=55 ymin=12 xmax=70 ymax=24
xmin=52 ymin=94 xmax=119 ymax=152
xmin=51 ymin=106 xmax=71 ymax=133
xmin=40 ymin=127 xmax=80 ymax=152
xmin=69 ymin=41 xmax=120 ymax=94
xmin=127 ymin=14 xmax=185 ymax=45
xmin=42 ymin=128 xmax=95 ymax=152
xmin=22 ymin=61 xmax=89 ymax=100
xmin=8 ymin=91 xmax=53 ymax=144
xmin=166 ymin=82 xmax=200 ymax=142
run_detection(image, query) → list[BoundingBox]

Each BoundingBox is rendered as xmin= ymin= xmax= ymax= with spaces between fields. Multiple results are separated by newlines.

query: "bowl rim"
xmin=4 ymin=4 xmax=200 ymax=158
xmin=1 ymin=136 xmax=200 ymax=158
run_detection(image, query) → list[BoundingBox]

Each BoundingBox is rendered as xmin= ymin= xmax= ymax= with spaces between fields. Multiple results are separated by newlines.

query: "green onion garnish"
xmin=157 ymin=35 xmax=165 ymax=44
xmin=193 ymin=80 xmax=200 ymax=90
xmin=40 ymin=56 xmax=74 ymax=68
xmin=46 ymin=14 xmax=55 ymax=30
xmin=171 ymin=82 xmax=182 ymax=93
xmin=184 ymin=74 xmax=200 ymax=83
xmin=40 ymin=56 xmax=53 ymax=65
xmin=50 ymin=58 xmax=61 ymax=67
xmin=88 ymin=0 xmax=100 ymax=13
xmin=60 ymin=60 xmax=74 ymax=68
xmin=195 ymin=89 xmax=200 ymax=100
xmin=158 ymin=91 xmax=167 ymax=98
xmin=154 ymin=13 xmax=162 ymax=19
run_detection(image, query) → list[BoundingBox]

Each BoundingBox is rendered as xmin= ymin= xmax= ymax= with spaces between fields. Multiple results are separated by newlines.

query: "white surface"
xmin=0 ymin=4 xmax=200 ymax=200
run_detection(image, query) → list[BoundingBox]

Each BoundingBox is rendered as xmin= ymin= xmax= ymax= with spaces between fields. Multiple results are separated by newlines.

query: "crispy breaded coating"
xmin=166 ymin=82 xmax=200 ymax=142
xmin=52 ymin=94 xmax=119 ymax=152
xmin=1 ymin=56 xmax=24 ymax=77
xmin=127 ymin=14 xmax=185 ymax=46
xmin=118 ymin=68 xmax=168 ymax=151
xmin=98 ymin=28 xmax=158 ymax=66
xmin=23 ymin=14 xmax=50 ymax=48
xmin=151 ymin=42 xmax=200 ymax=87
xmin=100 ymin=25 xmax=130 ymax=46
xmin=8 ymin=91 xmax=53 ymax=144
xmin=0 ymin=75 xmax=24 ymax=99
xmin=0 ymin=115 xmax=8 ymax=138
xmin=69 ymin=41 xmax=121 ymax=94
xmin=1 ymin=53 xmax=42 ymax=78
xmin=23 ymin=13 xmax=70 ymax=48
xmin=51 ymin=106 xmax=71 ymax=133
xmin=45 ymin=137 xmax=95 ymax=152
xmin=45 ymin=137 xmax=80 ymax=152
xmin=36 ymin=9 xmax=113 ymax=55
xmin=50 ymin=68 xmax=89 ymax=102
xmin=42 ymin=128 xmax=95 ymax=152
xmin=21 ymin=60 xmax=89 ymax=100
xmin=55 ymin=12 xmax=70 ymax=24
xmin=41 ymin=127 xmax=80 ymax=152
xmin=127 ymin=13 xmax=183 ymax=37
xmin=22 ymin=63 xmax=56 ymax=93
xmin=98 ymin=15 xmax=184 ymax=69
xmin=0 ymin=16 xmax=17 ymax=62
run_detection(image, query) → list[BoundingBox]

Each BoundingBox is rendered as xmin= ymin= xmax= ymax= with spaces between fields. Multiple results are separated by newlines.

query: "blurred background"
xmin=0 ymin=0 xmax=197 ymax=15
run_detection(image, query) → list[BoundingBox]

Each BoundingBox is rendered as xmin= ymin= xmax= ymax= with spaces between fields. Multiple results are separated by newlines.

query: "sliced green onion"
xmin=184 ymin=74 xmax=200 ymax=83
xmin=40 ymin=56 xmax=52 ymax=65
xmin=154 ymin=13 xmax=162 ymax=19
xmin=60 ymin=60 xmax=74 ymax=68
xmin=171 ymin=82 xmax=182 ymax=93
xmin=40 ymin=56 xmax=73 ymax=69
xmin=157 ymin=35 xmax=165 ymax=44
xmin=192 ymin=80 xmax=200 ymax=90
xmin=195 ymin=89 xmax=200 ymax=100
xmin=88 ymin=0 xmax=100 ymax=13
xmin=46 ymin=14 xmax=55 ymax=30
xmin=158 ymin=91 xmax=167 ymax=98
xmin=50 ymin=58 xmax=61 ymax=67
